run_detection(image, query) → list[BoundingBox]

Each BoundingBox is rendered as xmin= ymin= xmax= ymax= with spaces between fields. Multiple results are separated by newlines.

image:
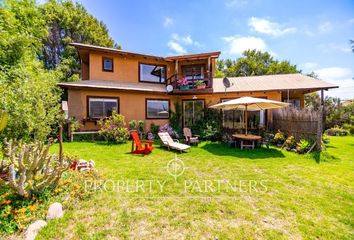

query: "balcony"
xmin=166 ymin=72 xmax=213 ymax=94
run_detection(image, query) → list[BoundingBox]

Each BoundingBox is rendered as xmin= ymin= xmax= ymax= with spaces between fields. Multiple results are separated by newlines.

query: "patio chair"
xmin=131 ymin=131 xmax=154 ymax=155
xmin=158 ymin=132 xmax=191 ymax=153
xmin=183 ymin=127 xmax=199 ymax=145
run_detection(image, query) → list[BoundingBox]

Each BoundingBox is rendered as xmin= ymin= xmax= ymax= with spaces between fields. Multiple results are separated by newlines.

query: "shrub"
xmin=0 ymin=139 xmax=74 ymax=197
xmin=342 ymin=123 xmax=354 ymax=135
xmin=150 ymin=123 xmax=160 ymax=139
xmin=192 ymin=108 xmax=222 ymax=141
xmin=98 ymin=111 xmax=129 ymax=143
xmin=274 ymin=130 xmax=285 ymax=144
xmin=159 ymin=124 xmax=179 ymax=138
xmin=325 ymin=127 xmax=348 ymax=136
xmin=297 ymin=139 xmax=313 ymax=154
xmin=285 ymin=136 xmax=296 ymax=149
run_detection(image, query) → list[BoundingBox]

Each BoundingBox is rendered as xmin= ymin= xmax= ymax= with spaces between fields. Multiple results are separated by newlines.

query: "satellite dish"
xmin=166 ymin=85 xmax=173 ymax=93
xmin=222 ymin=77 xmax=233 ymax=95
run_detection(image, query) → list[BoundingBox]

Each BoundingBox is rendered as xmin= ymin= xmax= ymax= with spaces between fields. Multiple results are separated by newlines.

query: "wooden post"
xmin=321 ymin=89 xmax=325 ymax=132
xmin=316 ymin=89 xmax=324 ymax=151
xmin=174 ymin=59 xmax=178 ymax=89
xmin=208 ymin=57 xmax=212 ymax=88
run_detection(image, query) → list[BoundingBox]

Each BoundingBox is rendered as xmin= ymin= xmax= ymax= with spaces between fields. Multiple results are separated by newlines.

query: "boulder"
xmin=25 ymin=220 xmax=47 ymax=240
xmin=46 ymin=202 xmax=64 ymax=220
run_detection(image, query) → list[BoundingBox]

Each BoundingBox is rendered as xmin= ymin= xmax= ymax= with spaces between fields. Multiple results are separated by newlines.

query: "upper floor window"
xmin=182 ymin=65 xmax=204 ymax=80
xmin=102 ymin=57 xmax=113 ymax=72
xmin=88 ymin=97 xmax=118 ymax=118
xmin=139 ymin=63 xmax=166 ymax=83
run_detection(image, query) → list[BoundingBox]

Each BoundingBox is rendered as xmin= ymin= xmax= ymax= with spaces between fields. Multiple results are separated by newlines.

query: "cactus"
xmin=1 ymin=139 xmax=74 ymax=196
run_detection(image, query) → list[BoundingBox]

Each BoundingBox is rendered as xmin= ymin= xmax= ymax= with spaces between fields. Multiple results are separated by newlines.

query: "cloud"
xmin=248 ymin=17 xmax=297 ymax=36
xmin=167 ymin=34 xmax=203 ymax=54
xmin=223 ymin=36 xmax=267 ymax=55
xmin=225 ymin=0 xmax=248 ymax=7
xmin=163 ymin=17 xmax=174 ymax=28
xmin=349 ymin=18 xmax=354 ymax=24
xmin=315 ymin=67 xmax=352 ymax=80
xmin=302 ymin=62 xmax=319 ymax=70
xmin=167 ymin=41 xmax=186 ymax=54
xmin=318 ymin=21 xmax=333 ymax=33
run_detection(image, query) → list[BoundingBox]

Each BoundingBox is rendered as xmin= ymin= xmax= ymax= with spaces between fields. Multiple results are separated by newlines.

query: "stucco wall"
xmin=68 ymin=89 xmax=282 ymax=132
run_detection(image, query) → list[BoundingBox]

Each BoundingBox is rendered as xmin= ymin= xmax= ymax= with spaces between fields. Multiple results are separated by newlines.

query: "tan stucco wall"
xmin=68 ymin=89 xmax=282 ymax=132
xmin=89 ymin=53 xmax=175 ymax=82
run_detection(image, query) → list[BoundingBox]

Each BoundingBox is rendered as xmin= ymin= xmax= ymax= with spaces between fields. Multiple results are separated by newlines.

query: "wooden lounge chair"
xmin=158 ymin=132 xmax=191 ymax=153
xmin=183 ymin=127 xmax=199 ymax=145
xmin=131 ymin=131 xmax=154 ymax=155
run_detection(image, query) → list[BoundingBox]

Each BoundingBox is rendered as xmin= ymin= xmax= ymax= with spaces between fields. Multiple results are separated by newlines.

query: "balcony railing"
xmin=166 ymin=72 xmax=213 ymax=92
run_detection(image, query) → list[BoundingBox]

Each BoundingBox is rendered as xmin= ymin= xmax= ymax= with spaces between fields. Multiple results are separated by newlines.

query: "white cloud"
xmin=315 ymin=67 xmax=354 ymax=100
xmin=167 ymin=34 xmax=203 ymax=54
xmin=223 ymin=36 xmax=267 ymax=55
xmin=225 ymin=0 xmax=248 ymax=7
xmin=167 ymin=41 xmax=186 ymax=54
xmin=318 ymin=21 xmax=333 ymax=33
xmin=315 ymin=67 xmax=352 ymax=80
xmin=348 ymin=18 xmax=354 ymax=24
xmin=302 ymin=62 xmax=319 ymax=70
xmin=163 ymin=17 xmax=174 ymax=28
xmin=248 ymin=17 xmax=297 ymax=36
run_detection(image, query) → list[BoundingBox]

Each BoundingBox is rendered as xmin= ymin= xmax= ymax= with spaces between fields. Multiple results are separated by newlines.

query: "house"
xmin=58 ymin=43 xmax=338 ymax=132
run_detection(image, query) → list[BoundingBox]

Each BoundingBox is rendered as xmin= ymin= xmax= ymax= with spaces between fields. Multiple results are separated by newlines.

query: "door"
xmin=183 ymin=100 xmax=204 ymax=127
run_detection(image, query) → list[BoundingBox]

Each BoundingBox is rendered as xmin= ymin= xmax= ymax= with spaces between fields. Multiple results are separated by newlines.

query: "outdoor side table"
xmin=232 ymin=134 xmax=262 ymax=150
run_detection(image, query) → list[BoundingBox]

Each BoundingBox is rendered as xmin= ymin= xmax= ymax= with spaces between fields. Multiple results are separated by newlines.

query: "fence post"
xmin=316 ymin=106 xmax=323 ymax=151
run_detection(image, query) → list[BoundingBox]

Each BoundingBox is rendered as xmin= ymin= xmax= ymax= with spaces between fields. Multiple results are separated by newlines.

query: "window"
xmin=182 ymin=65 xmax=204 ymax=80
xmin=285 ymin=99 xmax=301 ymax=109
xmin=183 ymin=100 xmax=204 ymax=127
xmin=146 ymin=99 xmax=169 ymax=119
xmin=88 ymin=97 xmax=118 ymax=118
xmin=139 ymin=63 xmax=166 ymax=83
xmin=102 ymin=57 xmax=113 ymax=72
xmin=221 ymin=98 xmax=266 ymax=129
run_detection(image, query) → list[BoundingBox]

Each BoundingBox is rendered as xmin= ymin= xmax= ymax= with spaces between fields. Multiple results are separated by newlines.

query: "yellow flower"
xmin=28 ymin=205 xmax=38 ymax=211
xmin=24 ymin=192 xmax=29 ymax=198
xmin=17 ymin=208 xmax=27 ymax=213
xmin=1 ymin=200 xmax=11 ymax=205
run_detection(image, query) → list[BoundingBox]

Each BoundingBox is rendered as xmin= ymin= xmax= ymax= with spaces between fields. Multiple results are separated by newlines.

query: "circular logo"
xmin=166 ymin=155 xmax=185 ymax=181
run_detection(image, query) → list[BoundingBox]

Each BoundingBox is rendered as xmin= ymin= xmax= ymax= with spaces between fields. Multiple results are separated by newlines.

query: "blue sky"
xmin=72 ymin=0 xmax=353 ymax=99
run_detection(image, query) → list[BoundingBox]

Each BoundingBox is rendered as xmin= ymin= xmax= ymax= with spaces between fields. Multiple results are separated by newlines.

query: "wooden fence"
xmin=271 ymin=107 xmax=321 ymax=142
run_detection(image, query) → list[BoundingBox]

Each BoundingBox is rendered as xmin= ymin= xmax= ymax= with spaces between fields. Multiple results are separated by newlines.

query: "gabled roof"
xmin=212 ymin=73 xmax=338 ymax=93
xmin=58 ymin=80 xmax=167 ymax=93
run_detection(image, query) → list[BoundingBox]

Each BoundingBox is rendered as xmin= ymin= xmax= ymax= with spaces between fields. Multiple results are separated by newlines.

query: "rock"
xmin=46 ymin=202 xmax=64 ymax=220
xmin=25 ymin=220 xmax=47 ymax=240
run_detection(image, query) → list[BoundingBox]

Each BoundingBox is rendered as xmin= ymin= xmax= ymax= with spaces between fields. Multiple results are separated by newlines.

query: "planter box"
xmin=196 ymin=85 xmax=206 ymax=89
xmin=179 ymin=85 xmax=190 ymax=90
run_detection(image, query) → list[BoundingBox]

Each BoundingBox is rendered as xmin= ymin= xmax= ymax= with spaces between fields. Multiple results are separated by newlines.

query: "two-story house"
xmin=58 ymin=43 xmax=337 ymax=132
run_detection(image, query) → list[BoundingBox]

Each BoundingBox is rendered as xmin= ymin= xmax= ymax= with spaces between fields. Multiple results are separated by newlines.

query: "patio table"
xmin=232 ymin=134 xmax=262 ymax=150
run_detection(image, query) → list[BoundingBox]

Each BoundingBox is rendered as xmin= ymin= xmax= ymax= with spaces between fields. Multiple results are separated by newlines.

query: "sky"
xmin=64 ymin=0 xmax=353 ymax=99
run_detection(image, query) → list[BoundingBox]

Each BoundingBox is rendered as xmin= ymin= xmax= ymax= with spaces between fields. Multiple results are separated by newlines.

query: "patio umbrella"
xmin=209 ymin=96 xmax=289 ymax=134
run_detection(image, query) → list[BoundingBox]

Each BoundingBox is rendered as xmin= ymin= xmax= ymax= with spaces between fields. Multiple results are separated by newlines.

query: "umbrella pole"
xmin=245 ymin=105 xmax=248 ymax=135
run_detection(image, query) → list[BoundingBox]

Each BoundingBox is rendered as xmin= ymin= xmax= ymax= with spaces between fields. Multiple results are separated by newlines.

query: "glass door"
xmin=183 ymin=100 xmax=204 ymax=127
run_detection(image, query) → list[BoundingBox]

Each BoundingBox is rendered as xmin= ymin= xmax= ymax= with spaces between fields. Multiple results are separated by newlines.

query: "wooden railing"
xmin=166 ymin=72 xmax=213 ymax=91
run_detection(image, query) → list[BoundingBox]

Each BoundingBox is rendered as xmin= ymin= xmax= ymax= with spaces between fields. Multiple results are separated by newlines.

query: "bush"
xmin=297 ymin=139 xmax=312 ymax=154
xmin=342 ymin=123 xmax=354 ymax=135
xmin=159 ymin=124 xmax=179 ymax=138
xmin=150 ymin=123 xmax=160 ymax=140
xmin=273 ymin=130 xmax=285 ymax=144
xmin=284 ymin=136 xmax=296 ymax=149
xmin=0 ymin=139 xmax=74 ymax=197
xmin=325 ymin=127 xmax=348 ymax=136
xmin=98 ymin=111 xmax=129 ymax=143
xmin=192 ymin=108 xmax=222 ymax=141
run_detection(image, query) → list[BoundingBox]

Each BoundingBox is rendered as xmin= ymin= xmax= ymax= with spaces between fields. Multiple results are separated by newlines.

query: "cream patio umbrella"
xmin=210 ymin=96 xmax=289 ymax=135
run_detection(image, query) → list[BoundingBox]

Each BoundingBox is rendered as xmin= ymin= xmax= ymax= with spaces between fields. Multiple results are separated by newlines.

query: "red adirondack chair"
xmin=131 ymin=131 xmax=154 ymax=155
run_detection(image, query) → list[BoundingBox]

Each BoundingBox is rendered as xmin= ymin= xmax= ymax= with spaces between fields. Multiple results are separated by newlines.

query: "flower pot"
xmin=179 ymin=85 xmax=190 ymax=90
xmin=196 ymin=85 xmax=206 ymax=89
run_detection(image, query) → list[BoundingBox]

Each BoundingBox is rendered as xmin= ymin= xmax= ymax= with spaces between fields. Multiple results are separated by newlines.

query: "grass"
xmin=33 ymin=136 xmax=354 ymax=239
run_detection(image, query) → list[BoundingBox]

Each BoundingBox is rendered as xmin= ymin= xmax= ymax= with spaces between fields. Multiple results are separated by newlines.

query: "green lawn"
xmin=36 ymin=136 xmax=353 ymax=239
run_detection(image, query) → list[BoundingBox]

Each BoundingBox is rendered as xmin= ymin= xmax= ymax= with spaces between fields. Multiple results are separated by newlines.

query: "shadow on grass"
xmin=201 ymin=142 xmax=285 ymax=159
xmin=310 ymin=151 xmax=339 ymax=164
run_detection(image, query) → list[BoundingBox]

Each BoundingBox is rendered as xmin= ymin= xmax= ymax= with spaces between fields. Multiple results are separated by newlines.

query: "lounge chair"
xmin=131 ymin=131 xmax=154 ymax=155
xmin=183 ymin=127 xmax=199 ymax=145
xmin=158 ymin=132 xmax=191 ymax=153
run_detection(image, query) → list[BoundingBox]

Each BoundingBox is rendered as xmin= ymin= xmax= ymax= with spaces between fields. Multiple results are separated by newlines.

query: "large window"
xmin=182 ymin=65 xmax=204 ymax=80
xmin=88 ymin=97 xmax=118 ymax=118
xmin=146 ymin=99 xmax=169 ymax=119
xmin=221 ymin=99 xmax=265 ymax=129
xmin=183 ymin=100 xmax=204 ymax=127
xmin=139 ymin=63 xmax=166 ymax=83
xmin=102 ymin=57 xmax=113 ymax=72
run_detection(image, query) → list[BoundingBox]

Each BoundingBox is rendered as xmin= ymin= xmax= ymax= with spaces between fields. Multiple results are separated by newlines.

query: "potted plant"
xmin=178 ymin=77 xmax=190 ymax=90
xmin=195 ymin=80 xmax=206 ymax=89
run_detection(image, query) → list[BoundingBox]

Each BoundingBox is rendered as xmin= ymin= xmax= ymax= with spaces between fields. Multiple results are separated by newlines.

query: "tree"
xmin=216 ymin=50 xmax=299 ymax=77
xmin=350 ymin=40 xmax=354 ymax=53
xmin=39 ymin=0 xmax=120 ymax=82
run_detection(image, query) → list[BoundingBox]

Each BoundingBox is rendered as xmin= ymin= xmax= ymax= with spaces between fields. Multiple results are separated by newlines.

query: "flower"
xmin=1 ymin=200 xmax=11 ymax=205
xmin=177 ymin=77 xmax=189 ymax=86
xmin=28 ymin=205 xmax=38 ymax=211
